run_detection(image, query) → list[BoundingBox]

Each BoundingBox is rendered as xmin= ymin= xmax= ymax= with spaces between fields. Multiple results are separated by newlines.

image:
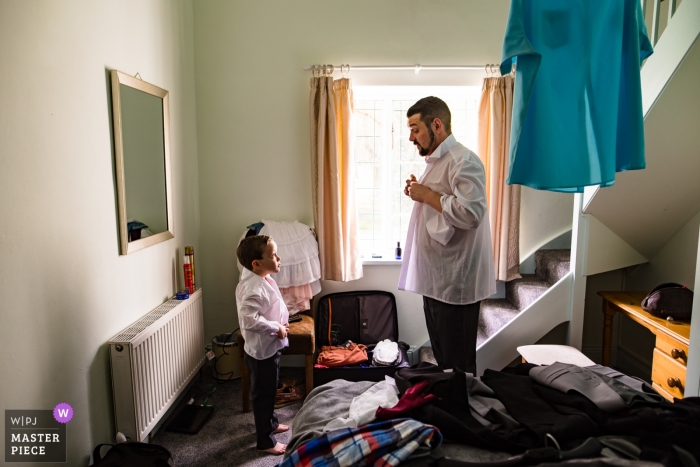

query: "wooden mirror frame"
xmin=110 ymin=70 xmax=174 ymax=255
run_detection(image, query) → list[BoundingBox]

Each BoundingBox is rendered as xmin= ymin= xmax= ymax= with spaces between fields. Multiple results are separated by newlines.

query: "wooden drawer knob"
xmin=671 ymin=348 xmax=686 ymax=360
xmin=667 ymin=377 xmax=682 ymax=388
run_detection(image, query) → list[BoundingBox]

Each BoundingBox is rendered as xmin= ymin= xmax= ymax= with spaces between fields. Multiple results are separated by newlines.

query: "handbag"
xmin=641 ymin=283 xmax=694 ymax=320
xmin=90 ymin=442 xmax=173 ymax=467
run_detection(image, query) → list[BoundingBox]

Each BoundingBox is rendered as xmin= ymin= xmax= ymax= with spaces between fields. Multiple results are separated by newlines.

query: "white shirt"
xmin=236 ymin=268 xmax=290 ymax=360
xmin=398 ymin=134 xmax=496 ymax=305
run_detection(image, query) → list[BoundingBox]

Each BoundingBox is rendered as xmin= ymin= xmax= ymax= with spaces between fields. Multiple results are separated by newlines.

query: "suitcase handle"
xmin=327 ymin=297 xmax=333 ymax=346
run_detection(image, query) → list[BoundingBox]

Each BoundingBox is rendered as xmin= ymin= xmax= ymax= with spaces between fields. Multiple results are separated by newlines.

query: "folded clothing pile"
xmin=316 ymin=342 xmax=368 ymax=367
xmin=372 ymin=339 xmax=400 ymax=366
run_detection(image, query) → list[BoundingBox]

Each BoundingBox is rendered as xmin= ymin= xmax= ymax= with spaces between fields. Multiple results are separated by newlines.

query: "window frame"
xmin=353 ymin=86 xmax=482 ymax=262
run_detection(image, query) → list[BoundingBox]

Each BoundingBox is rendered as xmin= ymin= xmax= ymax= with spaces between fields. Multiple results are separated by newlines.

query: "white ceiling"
xmin=584 ymin=37 xmax=700 ymax=259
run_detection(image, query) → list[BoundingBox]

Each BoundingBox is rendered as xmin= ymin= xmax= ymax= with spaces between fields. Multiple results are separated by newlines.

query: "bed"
xmin=285 ymin=379 xmax=514 ymax=466
xmin=282 ymin=356 xmax=700 ymax=467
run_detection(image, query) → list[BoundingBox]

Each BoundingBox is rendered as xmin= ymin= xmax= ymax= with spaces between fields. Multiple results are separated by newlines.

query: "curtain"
xmin=478 ymin=75 xmax=521 ymax=282
xmin=309 ymin=76 xmax=362 ymax=282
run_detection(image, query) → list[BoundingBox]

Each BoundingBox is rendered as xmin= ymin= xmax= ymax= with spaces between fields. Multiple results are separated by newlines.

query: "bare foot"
xmin=257 ymin=442 xmax=286 ymax=455
xmin=273 ymin=424 xmax=289 ymax=434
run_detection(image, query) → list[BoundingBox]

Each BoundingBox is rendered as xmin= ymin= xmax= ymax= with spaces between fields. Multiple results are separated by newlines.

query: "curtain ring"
xmin=324 ymin=64 xmax=334 ymax=76
xmin=491 ymin=64 xmax=499 ymax=75
xmin=341 ymin=64 xmax=350 ymax=76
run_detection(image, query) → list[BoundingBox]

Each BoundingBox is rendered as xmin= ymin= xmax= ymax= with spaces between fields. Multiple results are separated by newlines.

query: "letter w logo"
xmin=58 ymin=409 xmax=69 ymax=418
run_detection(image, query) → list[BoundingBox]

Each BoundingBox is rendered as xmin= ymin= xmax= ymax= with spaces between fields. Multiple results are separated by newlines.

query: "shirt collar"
xmin=241 ymin=267 xmax=268 ymax=287
xmin=425 ymin=134 xmax=457 ymax=163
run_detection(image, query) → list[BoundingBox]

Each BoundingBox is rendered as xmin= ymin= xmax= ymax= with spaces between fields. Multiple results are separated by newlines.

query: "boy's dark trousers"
xmin=244 ymin=349 xmax=282 ymax=450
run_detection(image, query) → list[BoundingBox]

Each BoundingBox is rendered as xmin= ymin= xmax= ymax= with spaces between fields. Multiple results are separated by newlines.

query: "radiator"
xmin=109 ymin=289 xmax=205 ymax=442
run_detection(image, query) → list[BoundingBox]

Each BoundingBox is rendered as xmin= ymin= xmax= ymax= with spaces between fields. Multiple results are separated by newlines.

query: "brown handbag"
xmin=641 ymin=283 xmax=694 ymax=320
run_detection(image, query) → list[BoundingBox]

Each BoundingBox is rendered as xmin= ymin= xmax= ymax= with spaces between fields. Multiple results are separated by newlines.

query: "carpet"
xmin=154 ymin=366 xmax=305 ymax=467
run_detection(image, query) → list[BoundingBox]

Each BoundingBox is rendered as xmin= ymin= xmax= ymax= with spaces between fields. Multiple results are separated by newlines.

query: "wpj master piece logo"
xmin=5 ymin=403 xmax=72 ymax=463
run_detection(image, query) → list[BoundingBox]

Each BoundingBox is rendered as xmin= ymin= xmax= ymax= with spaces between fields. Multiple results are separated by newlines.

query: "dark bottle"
xmin=395 ymin=242 xmax=402 ymax=260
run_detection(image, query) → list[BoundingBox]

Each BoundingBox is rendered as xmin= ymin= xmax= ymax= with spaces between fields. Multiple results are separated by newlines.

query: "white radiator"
xmin=109 ymin=289 xmax=205 ymax=442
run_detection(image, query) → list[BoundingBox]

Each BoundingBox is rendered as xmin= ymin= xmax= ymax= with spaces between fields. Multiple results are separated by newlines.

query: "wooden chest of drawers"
xmin=599 ymin=291 xmax=691 ymax=401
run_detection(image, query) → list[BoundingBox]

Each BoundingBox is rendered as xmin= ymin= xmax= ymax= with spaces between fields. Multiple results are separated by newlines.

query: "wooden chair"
xmin=237 ymin=310 xmax=315 ymax=412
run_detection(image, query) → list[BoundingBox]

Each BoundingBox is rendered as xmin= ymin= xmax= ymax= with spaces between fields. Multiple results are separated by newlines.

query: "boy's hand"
xmin=277 ymin=324 xmax=288 ymax=339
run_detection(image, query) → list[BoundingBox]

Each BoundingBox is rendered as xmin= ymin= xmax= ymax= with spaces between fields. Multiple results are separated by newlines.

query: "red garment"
xmin=316 ymin=343 xmax=368 ymax=367
xmin=375 ymin=380 xmax=437 ymax=420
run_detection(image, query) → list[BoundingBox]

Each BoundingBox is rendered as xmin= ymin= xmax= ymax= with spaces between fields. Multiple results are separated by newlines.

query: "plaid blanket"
xmin=279 ymin=418 xmax=442 ymax=467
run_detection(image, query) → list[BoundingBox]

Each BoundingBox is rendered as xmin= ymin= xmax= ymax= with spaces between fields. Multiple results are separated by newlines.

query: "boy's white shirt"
xmin=236 ymin=268 xmax=290 ymax=360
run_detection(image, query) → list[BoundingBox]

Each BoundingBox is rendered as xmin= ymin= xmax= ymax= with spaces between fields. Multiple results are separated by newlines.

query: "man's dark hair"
xmin=406 ymin=96 xmax=452 ymax=133
xmin=237 ymin=235 xmax=271 ymax=271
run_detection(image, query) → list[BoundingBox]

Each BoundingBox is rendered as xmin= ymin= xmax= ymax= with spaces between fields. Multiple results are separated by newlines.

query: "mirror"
xmin=110 ymin=70 xmax=174 ymax=255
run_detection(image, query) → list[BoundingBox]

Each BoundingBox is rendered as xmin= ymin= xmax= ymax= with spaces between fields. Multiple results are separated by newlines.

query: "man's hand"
xmin=277 ymin=323 xmax=288 ymax=339
xmin=403 ymin=174 xmax=417 ymax=197
xmin=404 ymin=174 xmax=443 ymax=213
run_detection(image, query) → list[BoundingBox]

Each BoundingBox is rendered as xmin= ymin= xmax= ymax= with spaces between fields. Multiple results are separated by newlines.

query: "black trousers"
xmin=422 ymin=297 xmax=480 ymax=375
xmin=244 ymin=349 xmax=282 ymax=449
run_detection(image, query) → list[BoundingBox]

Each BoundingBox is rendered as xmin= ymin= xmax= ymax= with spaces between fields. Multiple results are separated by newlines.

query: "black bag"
xmin=91 ymin=442 xmax=173 ymax=467
xmin=314 ymin=290 xmax=409 ymax=387
xmin=641 ymin=283 xmax=694 ymax=320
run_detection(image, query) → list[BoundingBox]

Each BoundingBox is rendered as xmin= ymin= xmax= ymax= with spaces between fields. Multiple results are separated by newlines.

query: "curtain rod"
xmin=304 ymin=64 xmax=500 ymax=75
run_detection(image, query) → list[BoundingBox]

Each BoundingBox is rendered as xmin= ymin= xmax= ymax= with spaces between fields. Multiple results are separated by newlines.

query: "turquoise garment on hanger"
xmin=501 ymin=0 xmax=653 ymax=193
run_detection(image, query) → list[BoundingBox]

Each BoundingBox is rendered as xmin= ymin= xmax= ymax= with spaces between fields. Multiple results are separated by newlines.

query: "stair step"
xmin=418 ymin=299 xmax=518 ymax=364
xmin=506 ymin=274 xmax=551 ymax=310
xmin=419 ymin=346 xmax=436 ymax=365
xmin=479 ymin=299 xmax=520 ymax=341
xmin=535 ymin=249 xmax=571 ymax=285
xmin=419 ymin=248 xmax=571 ymax=368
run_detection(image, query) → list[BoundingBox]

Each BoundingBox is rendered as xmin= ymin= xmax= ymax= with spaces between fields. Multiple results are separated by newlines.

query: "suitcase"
xmin=314 ymin=290 xmax=410 ymax=387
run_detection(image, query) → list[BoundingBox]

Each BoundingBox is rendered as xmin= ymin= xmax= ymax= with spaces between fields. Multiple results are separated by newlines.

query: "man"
xmin=399 ymin=96 xmax=495 ymax=375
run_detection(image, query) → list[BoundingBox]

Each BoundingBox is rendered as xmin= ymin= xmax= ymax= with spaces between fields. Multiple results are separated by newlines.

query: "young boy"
xmin=236 ymin=235 xmax=290 ymax=455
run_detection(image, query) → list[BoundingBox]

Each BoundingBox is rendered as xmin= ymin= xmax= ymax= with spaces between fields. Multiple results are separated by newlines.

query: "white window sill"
xmin=362 ymin=258 xmax=403 ymax=266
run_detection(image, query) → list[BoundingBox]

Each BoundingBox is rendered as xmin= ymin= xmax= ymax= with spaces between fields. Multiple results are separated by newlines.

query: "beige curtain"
xmin=309 ymin=76 xmax=363 ymax=281
xmin=478 ymin=75 xmax=521 ymax=282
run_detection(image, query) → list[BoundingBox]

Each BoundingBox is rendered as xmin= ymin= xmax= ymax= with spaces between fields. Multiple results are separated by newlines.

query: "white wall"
xmin=625 ymin=209 xmax=700 ymax=291
xmin=519 ymin=187 xmax=574 ymax=261
xmin=0 ymin=1 xmax=199 ymax=464
xmin=193 ymin=0 xmax=514 ymax=346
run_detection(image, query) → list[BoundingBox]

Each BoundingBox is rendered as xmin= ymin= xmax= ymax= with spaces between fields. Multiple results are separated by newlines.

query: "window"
xmin=353 ymin=86 xmax=481 ymax=260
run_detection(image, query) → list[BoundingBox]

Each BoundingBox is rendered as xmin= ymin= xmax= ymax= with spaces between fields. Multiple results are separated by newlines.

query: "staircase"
xmin=420 ymin=0 xmax=700 ymax=379
xmin=419 ymin=249 xmax=571 ymax=367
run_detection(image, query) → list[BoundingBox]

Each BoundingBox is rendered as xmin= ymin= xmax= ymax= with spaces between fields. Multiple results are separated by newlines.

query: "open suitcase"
xmin=313 ymin=290 xmax=409 ymax=387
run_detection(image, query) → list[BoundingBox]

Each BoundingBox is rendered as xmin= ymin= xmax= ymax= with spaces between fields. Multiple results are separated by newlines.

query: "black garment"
xmin=481 ymin=369 xmax=600 ymax=444
xmin=244 ymin=349 xmax=282 ymax=450
xmin=423 ymin=297 xmax=480 ymax=374
xmin=483 ymin=367 xmax=700 ymax=463
xmin=395 ymin=362 xmax=700 ymax=467
xmin=394 ymin=363 xmax=537 ymax=454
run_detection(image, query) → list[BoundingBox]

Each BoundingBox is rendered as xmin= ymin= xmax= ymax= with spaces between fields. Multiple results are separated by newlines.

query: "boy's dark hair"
xmin=237 ymin=235 xmax=271 ymax=271
xmin=406 ymin=96 xmax=452 ymax=133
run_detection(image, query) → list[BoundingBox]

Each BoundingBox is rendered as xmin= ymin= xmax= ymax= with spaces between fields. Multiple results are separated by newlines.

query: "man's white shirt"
xmin=398 ymin=134 xmax=496 ymax=305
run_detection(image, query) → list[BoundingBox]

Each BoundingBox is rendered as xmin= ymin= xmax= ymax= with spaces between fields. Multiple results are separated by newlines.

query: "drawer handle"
xmin=667 ymin=377 xmax=682 ymax=389
xmin=671 ymin=348 xmax=687 ymax=360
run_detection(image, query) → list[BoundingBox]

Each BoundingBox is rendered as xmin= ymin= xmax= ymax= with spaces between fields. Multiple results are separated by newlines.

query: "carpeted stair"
xmin=419 ymin=249 xmax=570 ymax=365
